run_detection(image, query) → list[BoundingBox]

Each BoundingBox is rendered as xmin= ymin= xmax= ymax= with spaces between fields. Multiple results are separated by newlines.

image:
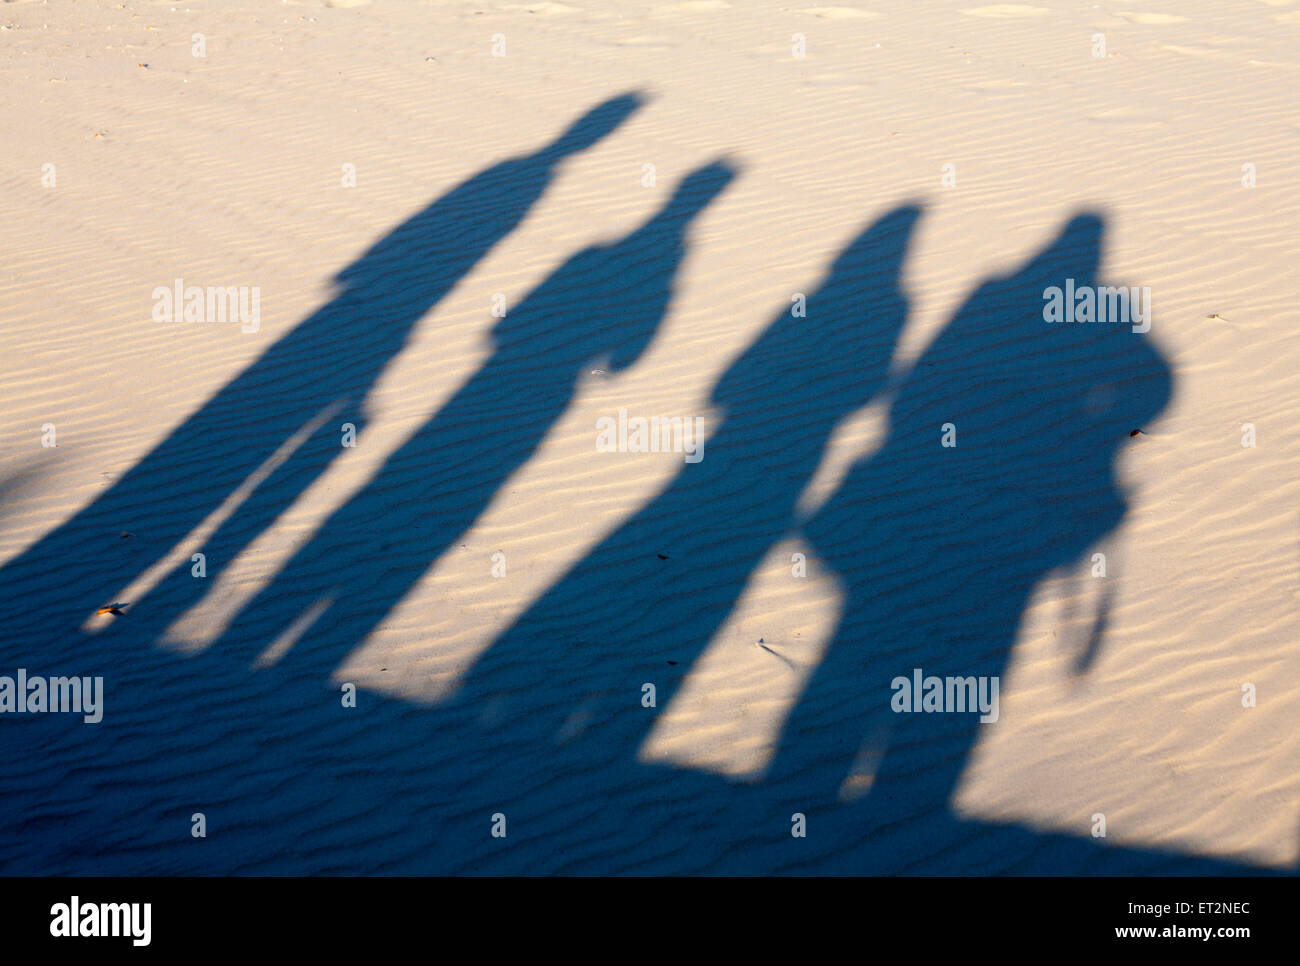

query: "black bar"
xmin=2 ymin=876 xmax=1291 ymax=953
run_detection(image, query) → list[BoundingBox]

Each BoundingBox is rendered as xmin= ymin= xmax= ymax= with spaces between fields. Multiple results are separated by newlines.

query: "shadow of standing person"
xmin=0 ymin=92 xmax=653 ymax=874
xmin=444 ymin=205 xmax=922 ymax=794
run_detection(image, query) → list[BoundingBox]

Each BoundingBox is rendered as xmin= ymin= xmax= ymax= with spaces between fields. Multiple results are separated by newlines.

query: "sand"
xmin=0 ymin=0 xmax=1297 ymax=873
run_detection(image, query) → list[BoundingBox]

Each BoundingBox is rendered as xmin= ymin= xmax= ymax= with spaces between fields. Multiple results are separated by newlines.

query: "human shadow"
xmin=429 ymin=209 xmax=1268 ymax=875
xmin=208 ymin=159 xmax=738 ymax=680
xmin=439 ymin=205 xmax=922 ymax=773
xmin=1 ymin=184 xmax=1284 ymax=874
xmin=420 ymin=208 xmax=1260 ymax=875
xmin=0 ymin=91 xmax=644 ymax=650
xmin=740 ymin=212 xmax=1203 ymax=872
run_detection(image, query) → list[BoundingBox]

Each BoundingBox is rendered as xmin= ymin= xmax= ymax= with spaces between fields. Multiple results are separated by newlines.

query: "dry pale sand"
xmin=1 ymin=0 xmax=1297 ymax=874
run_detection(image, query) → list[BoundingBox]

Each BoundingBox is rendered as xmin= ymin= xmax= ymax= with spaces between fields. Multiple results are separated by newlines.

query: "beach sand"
xmin=1 ymin=0 xmax=1297 ymax=873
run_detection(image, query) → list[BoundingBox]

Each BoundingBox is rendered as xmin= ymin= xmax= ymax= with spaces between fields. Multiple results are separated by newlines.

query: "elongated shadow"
xmin=1 ymin=187 xmax=1281 ymax=874
xmin=747 ymin=213 xmax=1183 ymax=871
xmin=0 ymin=91 xmax=643 ymax=651
xmin=442 ymin=206 xmax=921 ymax=774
